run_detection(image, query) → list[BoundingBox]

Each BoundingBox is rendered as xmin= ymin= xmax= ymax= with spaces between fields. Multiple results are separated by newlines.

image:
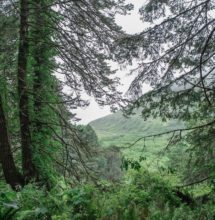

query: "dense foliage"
xmin=1 ymin=170 xmax=215 ymax=219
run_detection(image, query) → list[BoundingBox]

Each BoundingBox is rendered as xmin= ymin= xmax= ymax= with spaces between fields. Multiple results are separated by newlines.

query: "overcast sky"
xmin=74 ymin=1 xmax=148 ymax=125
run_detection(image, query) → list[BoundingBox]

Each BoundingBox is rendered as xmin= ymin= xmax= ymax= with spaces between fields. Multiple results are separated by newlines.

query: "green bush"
xmin=0 ymin=171 xmax=214 ymax=220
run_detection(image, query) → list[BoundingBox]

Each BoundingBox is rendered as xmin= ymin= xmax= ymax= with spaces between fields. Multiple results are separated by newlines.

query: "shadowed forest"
xmin=0 ymin=0 xmax=215 ymax=219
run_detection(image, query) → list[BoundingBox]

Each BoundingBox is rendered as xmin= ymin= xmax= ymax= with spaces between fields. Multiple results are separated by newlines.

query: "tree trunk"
xmin=33 ymin=0 xmax=43 ymax=130
xmin=0 ymin=96 xmax=23 ymax=190
xmin=17 ymin=0 xmax=37 ymax=181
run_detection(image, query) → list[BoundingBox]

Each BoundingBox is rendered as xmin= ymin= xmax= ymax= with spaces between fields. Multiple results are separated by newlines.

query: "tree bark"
xmin=17 ymin=0 xmax=37 ymax=181
xmin=33 ymin=0 xmax=44 ymax=130
xmin=0 ymin=96 xmax=23 ymax=190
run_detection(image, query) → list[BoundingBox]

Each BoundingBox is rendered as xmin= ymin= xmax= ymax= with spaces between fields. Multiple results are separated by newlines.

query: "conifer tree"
xmin=0 ymin=0 xmax=132 ymax=188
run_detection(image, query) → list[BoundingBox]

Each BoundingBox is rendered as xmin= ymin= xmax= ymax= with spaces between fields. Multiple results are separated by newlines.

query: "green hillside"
xmin=90 ymin=111 xmax=185 ymax=167
xmin=90 ymin=111 xmax=184 ymax=138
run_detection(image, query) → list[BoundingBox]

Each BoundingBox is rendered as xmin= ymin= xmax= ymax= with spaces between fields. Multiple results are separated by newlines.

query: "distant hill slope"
xmin=90 ymin=110 xmax=185 ymax=168
xmin=90 ymin=110 xmax=184 ymax=139
xmin=90 ymin=113 xmax=212 ymax=192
